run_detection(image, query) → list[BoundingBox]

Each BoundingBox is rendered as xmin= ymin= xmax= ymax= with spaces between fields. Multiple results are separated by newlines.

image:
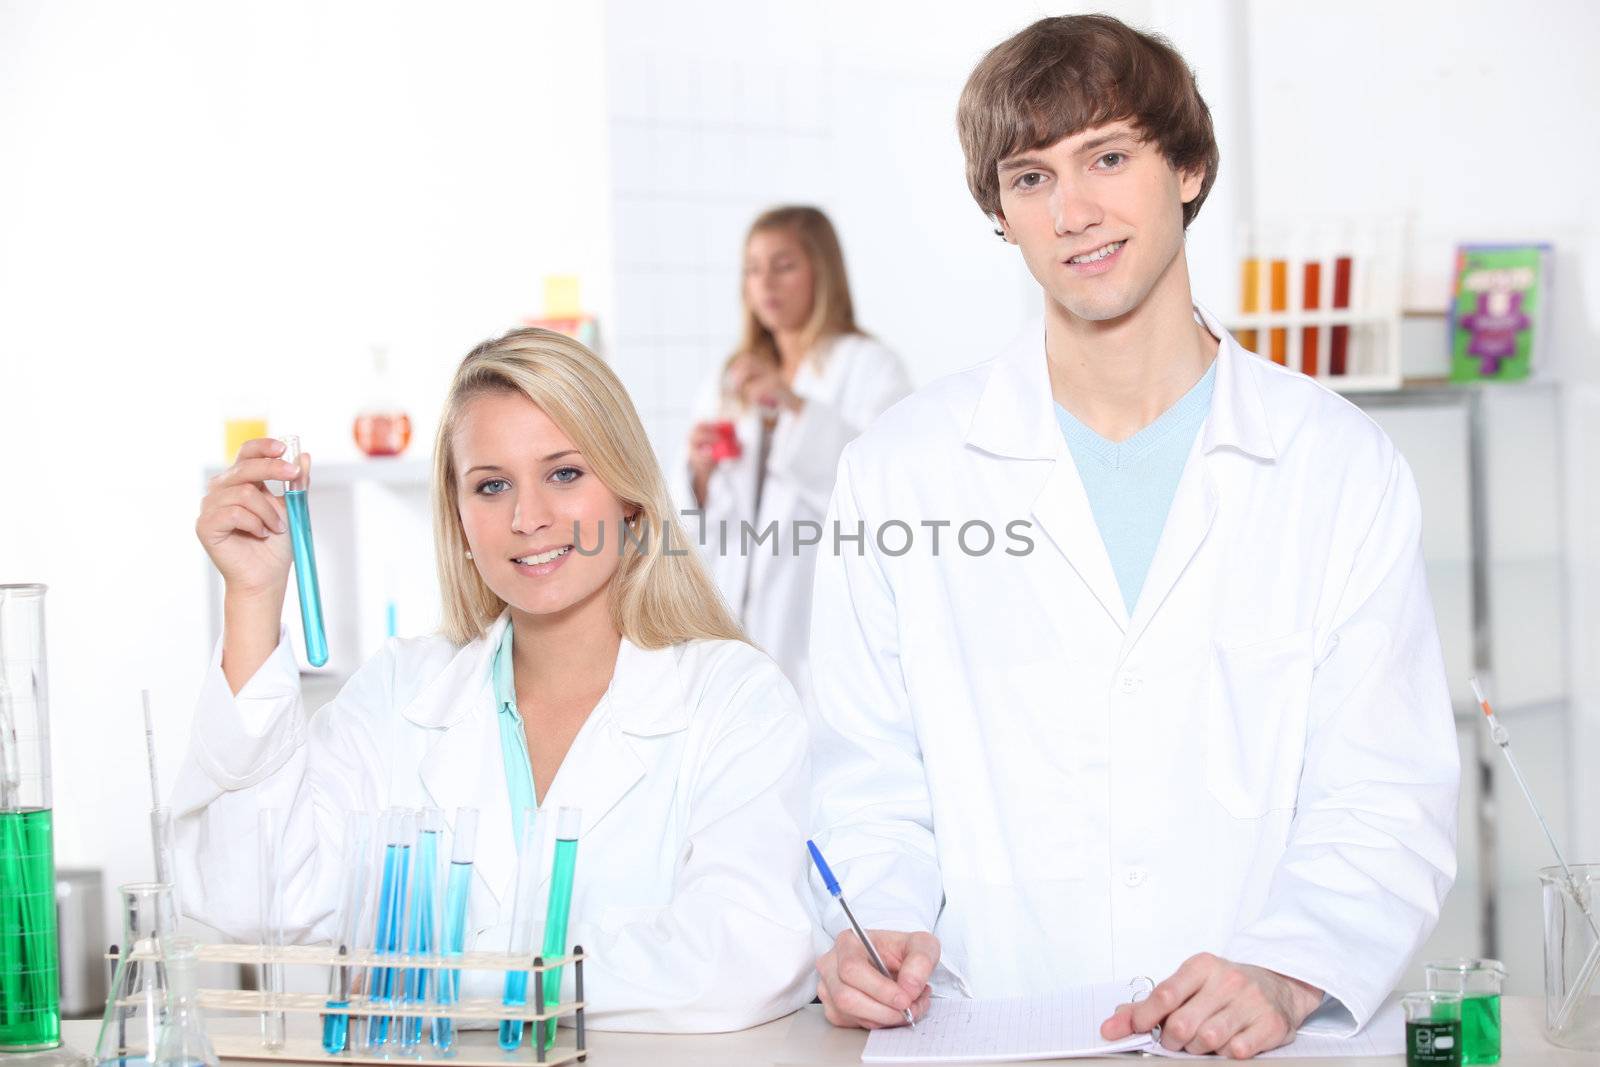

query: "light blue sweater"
xmin=1054 ymin=363 xmax=1216 ymax=615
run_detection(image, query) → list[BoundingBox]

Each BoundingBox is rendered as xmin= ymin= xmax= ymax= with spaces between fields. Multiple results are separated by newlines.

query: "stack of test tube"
xmin=302 ymin=803 xmax=580 ymax=1057
xmin=1231 ymin=219 xmax=1403 ymax=389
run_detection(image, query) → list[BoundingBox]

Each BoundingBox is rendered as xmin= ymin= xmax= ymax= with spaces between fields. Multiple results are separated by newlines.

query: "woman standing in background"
xmin=679 ymin=206 xmax=911 ymax=701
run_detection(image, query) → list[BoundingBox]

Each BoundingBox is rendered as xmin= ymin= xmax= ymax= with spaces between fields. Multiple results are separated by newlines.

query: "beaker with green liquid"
xmin=1425 ymin=958 xmax=1504 ymax=1064
xmin=0 ymin=583 xmax=61 ymax=1053
xmin=1403 ymin=990 xmax=1462 ymax=1067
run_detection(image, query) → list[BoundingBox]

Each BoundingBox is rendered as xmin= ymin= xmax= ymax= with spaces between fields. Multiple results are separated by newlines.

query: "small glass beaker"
xmin=93 ymin=882 xmax=179 ymax=1067
xmin=1424 ymin=958 xmax=1503 ymax=1064
xmin=153 ymin=937 xmax=218 ymax=1067
xmin=1402 ymin=991 xmax=1462 ymax=1067
xmin=1540 ymin=863 xmax=1600 ymax=1050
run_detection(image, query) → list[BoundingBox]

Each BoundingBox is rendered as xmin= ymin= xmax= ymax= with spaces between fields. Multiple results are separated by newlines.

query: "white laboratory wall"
xmin=0 ymin=0 xmax=609 ymax=955
xmin=601 ymin=0 xmax=1154 ymax=465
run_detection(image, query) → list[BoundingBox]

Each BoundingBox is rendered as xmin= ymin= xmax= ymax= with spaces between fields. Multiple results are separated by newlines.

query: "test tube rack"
xmin=107 ymin=941 xmax=590 ymax=1066
xmin=1226 ymin=218 xmax=1405 ymax=392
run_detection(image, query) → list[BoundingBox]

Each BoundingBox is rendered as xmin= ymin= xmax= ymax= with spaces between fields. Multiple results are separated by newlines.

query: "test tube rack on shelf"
xmin=106 ymin=941 xmax=590 ymax=1066
xmin=1226 ymin=219 xmax=1405 ymax=392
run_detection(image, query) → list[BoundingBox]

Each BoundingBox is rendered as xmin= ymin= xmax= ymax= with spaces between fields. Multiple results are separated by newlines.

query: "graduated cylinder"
xmin=0 ymin=583 xmax=61 ymax=1052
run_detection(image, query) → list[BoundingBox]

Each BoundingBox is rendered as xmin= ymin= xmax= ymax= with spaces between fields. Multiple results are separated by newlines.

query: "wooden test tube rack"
xmin=108 ymin=942 xmax=589 ymax=1066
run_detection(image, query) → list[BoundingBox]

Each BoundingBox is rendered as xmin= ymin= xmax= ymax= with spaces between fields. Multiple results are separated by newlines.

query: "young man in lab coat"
xmin=806 ymin=14 xmax=1459 ymax=1059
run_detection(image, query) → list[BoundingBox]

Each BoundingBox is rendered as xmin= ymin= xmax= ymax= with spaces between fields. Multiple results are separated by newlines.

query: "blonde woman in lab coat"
xmin=174 ymin=328 xmax=816 ymax=1032
xmin=679 ymin=206 xmax=911 ymax=699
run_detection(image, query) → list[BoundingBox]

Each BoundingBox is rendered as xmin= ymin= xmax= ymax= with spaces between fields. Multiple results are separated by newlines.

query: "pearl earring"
xmin=464 ymin=550 xmax=473 ymax=560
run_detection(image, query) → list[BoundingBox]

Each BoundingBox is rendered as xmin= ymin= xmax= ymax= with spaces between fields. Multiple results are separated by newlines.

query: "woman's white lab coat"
xmin=806 ymin=305 xmax=1459 ymax=1035
xmin=171 ymin=614 xmax=816 ymax=1033
xmin=676 ymin=334 xmax=911 ymax=700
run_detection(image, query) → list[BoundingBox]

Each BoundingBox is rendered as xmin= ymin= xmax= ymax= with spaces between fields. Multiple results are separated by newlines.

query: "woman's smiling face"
xmin=454 ymin=389 xmax=632 ymax=621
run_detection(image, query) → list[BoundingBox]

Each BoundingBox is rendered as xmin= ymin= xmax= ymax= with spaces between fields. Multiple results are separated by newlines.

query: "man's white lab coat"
xmin=172 ymin=614 xmax=817 ymax=1032
xmin=676 ymin=334 xmax=911 ymax=701
xmin=806 ymin=307 xmax=1459 ymax=1033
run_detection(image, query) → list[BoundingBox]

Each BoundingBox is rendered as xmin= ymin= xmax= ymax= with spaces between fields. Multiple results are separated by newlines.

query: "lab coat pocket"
xmin=1204 ymin=630 xmax=1313 ymax=819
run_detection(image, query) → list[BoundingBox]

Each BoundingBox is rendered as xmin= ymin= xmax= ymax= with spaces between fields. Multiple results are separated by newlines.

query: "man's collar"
xmin=965 ymin=301 xmax=1277 ymax=463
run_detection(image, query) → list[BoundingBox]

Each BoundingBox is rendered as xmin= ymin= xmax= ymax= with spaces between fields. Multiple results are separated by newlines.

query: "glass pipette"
xmin=141 ymin=690 xmax=181 ymax=920
xmin=1470 ymin=675 xmax=1600 ymax=1030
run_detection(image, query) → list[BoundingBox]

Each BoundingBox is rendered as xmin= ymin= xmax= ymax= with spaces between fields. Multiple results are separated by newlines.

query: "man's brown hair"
xmin=957 ymin=14 xmax=1220 ymax=229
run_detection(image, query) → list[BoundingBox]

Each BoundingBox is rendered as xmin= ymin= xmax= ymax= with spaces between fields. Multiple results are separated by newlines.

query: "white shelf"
xmin=204 ymin=457 xmax=429 ymax=488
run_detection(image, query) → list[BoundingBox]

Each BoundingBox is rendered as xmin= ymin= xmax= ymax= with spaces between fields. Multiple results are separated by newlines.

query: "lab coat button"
xmin=1124 ymin=867 xmax=1148 ymax=887
xmin=1117 ymin=672 xmax=1142 ymax=694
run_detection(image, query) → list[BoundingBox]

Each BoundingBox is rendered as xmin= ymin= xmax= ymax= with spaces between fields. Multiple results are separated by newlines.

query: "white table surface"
xmin=59 ymin=996 xmax=1593 ymax=1066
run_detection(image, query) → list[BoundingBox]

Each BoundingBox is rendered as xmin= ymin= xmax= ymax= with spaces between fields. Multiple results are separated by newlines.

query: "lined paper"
xmin=1152 ymin=997 xmax=1404 ymax=1059
xmin=863 ymin=986 xmax=1404 ymax=1062
xmin=863 ymin=981 xmax=1149 ymax=1062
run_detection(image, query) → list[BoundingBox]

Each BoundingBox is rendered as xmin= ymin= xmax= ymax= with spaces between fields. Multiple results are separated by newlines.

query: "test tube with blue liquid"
xmin=430 ymin=807 xmax=478 ymax=1053
xmin=278 ymin=436 xmax=328 ymax=668
xmin=398 ymin=809 xmax=442 ymax=1048
xmin=366 ymin=809 xmax=413 ymax=1048
xmin=321 ymin=812 xmax=372 ymax=1055
xmin=499 ymin=808 xmax=545 ymax=1051
xmin=539 ymin=806 xmax=581 ymax=1052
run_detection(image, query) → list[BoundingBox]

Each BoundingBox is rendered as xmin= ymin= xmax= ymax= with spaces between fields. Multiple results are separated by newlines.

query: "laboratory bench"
xmin=58 ymin=995 xmax=1592 ymax=1065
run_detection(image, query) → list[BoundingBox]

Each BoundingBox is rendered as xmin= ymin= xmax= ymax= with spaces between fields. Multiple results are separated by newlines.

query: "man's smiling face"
xmin=995 ymin=122 xmax=1203 ymax=325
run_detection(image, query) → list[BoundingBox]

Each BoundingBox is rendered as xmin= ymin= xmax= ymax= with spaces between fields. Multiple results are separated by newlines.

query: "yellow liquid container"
xmin=224 ymin=418 xmax=269 ymax=463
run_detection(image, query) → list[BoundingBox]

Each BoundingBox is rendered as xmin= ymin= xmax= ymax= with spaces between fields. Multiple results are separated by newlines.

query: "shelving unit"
xmin=1343 ymin=379 xmax=1570 ymax=984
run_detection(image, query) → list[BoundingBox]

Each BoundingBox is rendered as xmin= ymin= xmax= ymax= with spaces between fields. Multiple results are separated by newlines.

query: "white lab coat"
xmin=675 ymin=334 xmax=912 ymax=700
xmin=806 ymin=305 xmax=1459 ymax=1034
xmin=171 ymin=614 xmax=816 ymax=1032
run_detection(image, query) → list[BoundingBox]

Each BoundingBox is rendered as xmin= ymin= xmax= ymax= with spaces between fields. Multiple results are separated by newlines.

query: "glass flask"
xmin=152 ymin=938 xmax=217 ymax=1067
xmin=351 ymin=346 xmax=412 ymax=457
xmin=94 ymin=882 xmax=179 ymax=1067
xmin=0 ymin=583 xmax=60 ymax=1053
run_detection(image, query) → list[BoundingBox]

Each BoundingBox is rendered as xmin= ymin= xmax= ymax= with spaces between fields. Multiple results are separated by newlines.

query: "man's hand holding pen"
xmin=816 ymin=928 xmax=939 ymax=1030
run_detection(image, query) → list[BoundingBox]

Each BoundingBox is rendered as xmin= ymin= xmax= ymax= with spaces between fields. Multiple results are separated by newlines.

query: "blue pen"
xmin=806 ymin=840 xmax=918 ymax=1030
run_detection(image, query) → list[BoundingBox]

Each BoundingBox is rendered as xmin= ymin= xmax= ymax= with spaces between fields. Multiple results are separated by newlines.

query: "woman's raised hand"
xmin=197 ymin=438 xmax=309 ymax=692
xmin=196 ymin=437 xmax=302 ymax=596
xmin=727 ymin=354 xmax=802 ymax=413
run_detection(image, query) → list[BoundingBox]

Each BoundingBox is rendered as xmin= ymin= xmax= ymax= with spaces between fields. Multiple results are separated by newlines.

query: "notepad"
xmin=862 ymin=982 xmax=1404 ymax=1062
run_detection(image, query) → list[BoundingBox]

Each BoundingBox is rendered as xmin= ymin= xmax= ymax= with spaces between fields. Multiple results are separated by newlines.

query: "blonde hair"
xmin=433 ymin=328 xmax=746 ymax=648
xmin=729 ymin=205 xmax=862 ymax=380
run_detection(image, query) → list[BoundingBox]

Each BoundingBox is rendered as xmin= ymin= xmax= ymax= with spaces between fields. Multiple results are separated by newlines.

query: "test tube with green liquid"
xmin=539 ymin=807 xmax=581 ymax=1051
